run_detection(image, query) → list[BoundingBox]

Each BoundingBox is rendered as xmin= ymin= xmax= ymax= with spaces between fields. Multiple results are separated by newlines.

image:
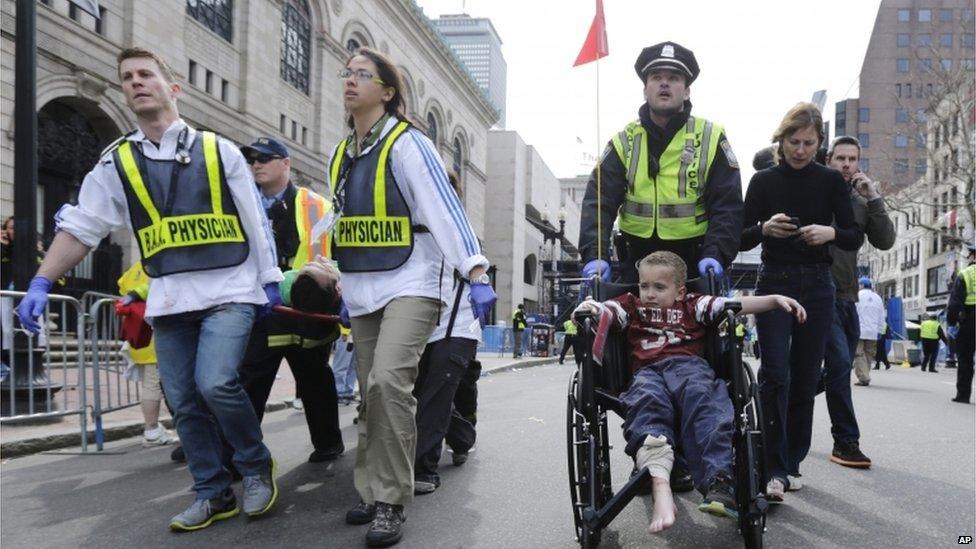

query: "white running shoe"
xmin=143 ymin=427 xmax=176 ymax=447
xmin=786 ymin=475 xmax=803 ymax=491
xmin=292 ymin=398 xmax=304 ymax=411
xmin=766 ymin=478 xmax=785 ymax=502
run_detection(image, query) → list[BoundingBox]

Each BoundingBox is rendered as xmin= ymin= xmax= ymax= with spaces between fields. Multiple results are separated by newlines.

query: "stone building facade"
xmin=1 ymin=0 xmax=497 ymax=292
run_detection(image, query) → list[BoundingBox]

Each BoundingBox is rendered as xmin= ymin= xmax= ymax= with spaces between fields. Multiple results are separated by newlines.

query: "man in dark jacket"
xmin=816 ymin=136 xmax=895 ymax=474
xmin=577 ymin=41 xmax=743 ymax=284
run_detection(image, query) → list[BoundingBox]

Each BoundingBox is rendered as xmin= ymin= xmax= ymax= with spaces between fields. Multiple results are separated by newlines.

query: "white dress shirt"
xmin=55 ymin=119 xmax=282 ymax=318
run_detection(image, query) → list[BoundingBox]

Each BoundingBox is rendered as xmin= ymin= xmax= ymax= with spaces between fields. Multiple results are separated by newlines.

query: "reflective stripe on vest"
xmin=267 ymin=333 xmax=334 ymax=349
xmin=115 ymin=131 xmax=249 ymax=277
xmin=963 ymin=265 xmax=976 ymax=306
xmin=291 ymin=187 xmax=331 ymax=270
xmin=327 ymin=121 xmax=416 ymax=272
xmin=611 ymin=117 xmax=724 ymax=240
xmin=920 ymin=319 xmax=940 ymax=339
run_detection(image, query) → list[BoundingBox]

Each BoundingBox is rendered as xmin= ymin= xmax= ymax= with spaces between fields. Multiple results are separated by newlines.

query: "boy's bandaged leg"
xmin=635 ymin=435 xmax=674 ymax=480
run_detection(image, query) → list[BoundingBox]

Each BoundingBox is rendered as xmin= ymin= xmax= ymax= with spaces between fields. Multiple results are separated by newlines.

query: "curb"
xmin=0 ymin=400 xmax=296 ymax=459
xmin=0 ymin=357 xmax=563 ymax=459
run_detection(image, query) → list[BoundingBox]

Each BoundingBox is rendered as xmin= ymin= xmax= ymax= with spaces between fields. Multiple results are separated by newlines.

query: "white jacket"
xmin=329 ymin=118 xmax=488 ymax=316
xmin=856 ymin=289 xmax=885 ymax=341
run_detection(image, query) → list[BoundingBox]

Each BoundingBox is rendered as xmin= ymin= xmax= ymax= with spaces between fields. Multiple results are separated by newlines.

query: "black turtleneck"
xmin=741 ymin=162 xmax=863 ymax=265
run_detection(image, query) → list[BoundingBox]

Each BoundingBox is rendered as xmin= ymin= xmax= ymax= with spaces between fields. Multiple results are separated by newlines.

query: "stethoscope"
xmin=134 ymin=126 xmax=191 ymax=165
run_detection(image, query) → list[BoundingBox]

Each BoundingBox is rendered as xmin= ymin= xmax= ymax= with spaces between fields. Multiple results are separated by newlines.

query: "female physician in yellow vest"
xmin=578 ymin=41 xmax=743 ymax=284
xmin=326 ymin=47 xmax=495 ymax=547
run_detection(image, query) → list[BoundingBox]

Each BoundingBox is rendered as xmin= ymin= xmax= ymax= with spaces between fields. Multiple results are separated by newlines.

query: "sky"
xmin=415 ymin=0 xmax=884 ymax=184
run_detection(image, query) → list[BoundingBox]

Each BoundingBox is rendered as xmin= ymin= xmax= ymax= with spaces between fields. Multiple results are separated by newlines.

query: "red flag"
xmin=573 ymin=0 xmax=609 ymax=66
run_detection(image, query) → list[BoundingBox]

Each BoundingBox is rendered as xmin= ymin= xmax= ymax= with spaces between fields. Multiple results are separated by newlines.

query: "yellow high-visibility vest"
xmin=611 ymin=117 xmax=724 ymax=240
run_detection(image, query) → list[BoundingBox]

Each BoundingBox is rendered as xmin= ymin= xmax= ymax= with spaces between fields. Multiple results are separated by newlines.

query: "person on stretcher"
xmin=574 ymin=251 xmax=805 ymax=533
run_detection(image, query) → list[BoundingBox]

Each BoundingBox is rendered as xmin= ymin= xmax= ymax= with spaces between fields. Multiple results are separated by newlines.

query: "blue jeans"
xmin=332 ymin=338 xmax=358 ymax=397
xmin=154 ymin=303 xmax=270 ymax=499
xmin=821 ymin=299 xmax=861 ymax=447
xmin=621 ymin=356 xmax=733 ymax=495
xmin=755 ymin=263 xmax=835 ymax=481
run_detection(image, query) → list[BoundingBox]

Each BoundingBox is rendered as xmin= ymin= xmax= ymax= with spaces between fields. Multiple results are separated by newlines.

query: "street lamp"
xmin=540 ymin=209 xmax=567 ymax=320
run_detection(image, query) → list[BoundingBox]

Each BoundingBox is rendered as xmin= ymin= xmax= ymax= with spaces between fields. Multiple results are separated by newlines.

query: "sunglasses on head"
xmin=247 ymin=154 xmax=283 ymax=165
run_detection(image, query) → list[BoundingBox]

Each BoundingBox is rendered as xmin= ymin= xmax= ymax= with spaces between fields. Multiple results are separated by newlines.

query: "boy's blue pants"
xmin=621 ymin=355 xmax=734 ymax=495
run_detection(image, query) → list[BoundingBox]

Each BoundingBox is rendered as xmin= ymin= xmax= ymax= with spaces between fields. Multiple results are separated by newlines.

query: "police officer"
xmin=17 ymin=48 xmax=282 ymax=530
xmin=919 ymin=313 xmax=948 ymax=373
xmin=947 ymin=245 xmax=976 ymax=403
xmin=559 ymin=318 xmax=580 ymax=365
xmin=238 ymin=137 xmax=344 ymax=462
xmin=512 ymin=303 xmax=527 ymax=358
xmin=578 ymin=41 xmax=743 ymax=284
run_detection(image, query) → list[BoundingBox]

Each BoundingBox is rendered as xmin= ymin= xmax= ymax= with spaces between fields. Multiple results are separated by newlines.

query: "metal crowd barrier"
xmin=87 ymin=296 xmax=141 ymax=451
xmin=0 ymin=290 xmax=90 ymax=452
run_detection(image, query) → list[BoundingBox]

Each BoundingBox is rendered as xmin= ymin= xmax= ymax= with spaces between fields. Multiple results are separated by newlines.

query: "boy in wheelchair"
xmin=574 ymin=251 xmax=805 ymax=533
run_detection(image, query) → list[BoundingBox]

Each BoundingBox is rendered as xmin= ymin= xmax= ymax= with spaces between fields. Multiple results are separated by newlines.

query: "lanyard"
xmin=134 ymin=126 xmax=191 ymax=218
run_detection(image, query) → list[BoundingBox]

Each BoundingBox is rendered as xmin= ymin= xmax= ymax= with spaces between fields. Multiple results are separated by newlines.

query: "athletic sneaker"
xmin=830 ymin=441 xmax=871 ymax=469
xmin=697 ymin=472 xmax=737 ymax=519
xmin=242 ymin=457 xmax=279 ymax=516
xmin=786 ymin=474 xmax=803 ymax=491
xmin=143 ymin=426 xmax=176 ymax=447
xmin=169 ymin=489 xmax=239 ymax=531
xmin=766 ymin=478 xmax=785 ymax=502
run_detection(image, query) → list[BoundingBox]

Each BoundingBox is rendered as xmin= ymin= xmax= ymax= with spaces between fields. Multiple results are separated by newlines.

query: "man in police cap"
xmin=578 ymin=41 xmax=743 ymax=285
xmin=947 ymin=244 xmax=976 ymax=403
xmin=236 ymin=137 xmax=344 ymax=463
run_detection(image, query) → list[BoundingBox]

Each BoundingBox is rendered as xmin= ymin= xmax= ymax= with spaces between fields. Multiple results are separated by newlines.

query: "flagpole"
xmin=595 ymin=58 xmax=602 ymax=274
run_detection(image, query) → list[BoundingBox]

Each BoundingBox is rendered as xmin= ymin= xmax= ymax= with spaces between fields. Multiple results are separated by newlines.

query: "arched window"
xmin=452 ymin=136 xmax=464 ymax=179
xmin=186 ymin=0 xmax=233 ymax=42
xmin=426 ymin=113 xmax=438 ymax=146
xmin=280 ymin=0 xmax=311 ymax=94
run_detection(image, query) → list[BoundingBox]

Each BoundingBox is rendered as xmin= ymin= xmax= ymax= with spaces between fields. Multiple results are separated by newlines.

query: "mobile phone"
xmin=787 ymin=216 xmax=801 ymax=229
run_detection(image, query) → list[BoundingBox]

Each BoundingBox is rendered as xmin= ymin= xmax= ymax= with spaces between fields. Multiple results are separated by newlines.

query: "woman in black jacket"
xmin=740 ymin=102 xmax=863 ymax=501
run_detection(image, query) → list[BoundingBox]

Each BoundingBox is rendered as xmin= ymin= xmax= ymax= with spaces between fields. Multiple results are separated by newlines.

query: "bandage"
xmin=634 ymin=434 xmax=674 ymax=480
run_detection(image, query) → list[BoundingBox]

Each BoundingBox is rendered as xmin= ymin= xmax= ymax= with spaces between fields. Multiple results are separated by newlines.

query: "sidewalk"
xmin=0 ymin=352 xmax=560 ymax=459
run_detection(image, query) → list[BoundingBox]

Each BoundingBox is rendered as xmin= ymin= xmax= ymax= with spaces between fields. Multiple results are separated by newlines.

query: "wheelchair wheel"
xmin=733 ymin=357 xmax=767 ymax=549
xmin=567 ymin=369 xmax=610 ymax=548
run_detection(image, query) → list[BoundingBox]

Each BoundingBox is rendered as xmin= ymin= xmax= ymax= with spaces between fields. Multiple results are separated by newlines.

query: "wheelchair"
xmin=566 ymin=276 xmax=768 ymax=548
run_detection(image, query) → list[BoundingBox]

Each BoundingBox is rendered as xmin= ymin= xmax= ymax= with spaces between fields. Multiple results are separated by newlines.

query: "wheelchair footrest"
xmin=584 ymin=466 xmax=652 ymax=531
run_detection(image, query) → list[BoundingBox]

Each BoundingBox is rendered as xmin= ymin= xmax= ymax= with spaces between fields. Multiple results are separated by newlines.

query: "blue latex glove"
xmin=17 ymin=276 xmax=53 ymax=334
xmin=469 ymin=282 xmax=497 ymax=329
xmin=260 ymin=282 xmax=282 ymax=319
xmin=948 ymin=325 xmax=959 ymax=339
xmin=582 ymin=259 xmax=611 ymax=282
xmin=697 ymin=257 xmax=723 ymax=279
xmin=339 ymin=300 xmax=351 ymax=328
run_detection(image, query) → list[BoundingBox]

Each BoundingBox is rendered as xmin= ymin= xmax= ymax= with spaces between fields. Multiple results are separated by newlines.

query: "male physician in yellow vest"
xmin=947 ymin=244 xmax=976 ymax=403
xmin=237 ymin=137 xmax=344 ymax=462
xmin=18 ymin=48 xmax=282 ymax=531
xmin=579 ymin=42 xmax=743 ymax=284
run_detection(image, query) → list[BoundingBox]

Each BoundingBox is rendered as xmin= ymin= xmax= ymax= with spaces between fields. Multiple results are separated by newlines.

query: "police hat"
xmin=241 ymin=137 xmax=289 ymax=160
xmin=635 ymin=42 xmax=700 ymax=84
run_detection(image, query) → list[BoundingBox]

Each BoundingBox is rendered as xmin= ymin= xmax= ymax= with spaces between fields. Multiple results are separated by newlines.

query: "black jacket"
xmin=577 ymin=101 xmax=743 ymax=276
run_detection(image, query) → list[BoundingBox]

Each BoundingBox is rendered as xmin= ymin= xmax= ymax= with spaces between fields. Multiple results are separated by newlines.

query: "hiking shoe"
xmin=366 ymin=502 xmax=405 ymax=547
xmin=143 ymin=427 xmax=176 ymax=447
xmin=698 ymin=472 xmax=737 ymax=519
xmin=170 ymin=445 xmax=186 ymax=463
xmin=766 ymin=478 xmax=785 ymax=502
xmin=670 ymin=466 xmax=695 ymax=493
xmin=831 ymin=441 xmax=871 ymax=469
xmin=414 ymin=477 xmax=439 ymax=495
xmin=786 ymin=474 xmax=803 ymax=491
xmin=242 ymin=458 xmax=278 ymax=516
xmin=346 ymin=501 xmax=376 ymax=525
xmin=169 ymin=490 xmax=239 ymax=531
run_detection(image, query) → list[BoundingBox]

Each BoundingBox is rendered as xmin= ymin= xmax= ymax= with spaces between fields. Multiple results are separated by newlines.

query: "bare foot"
xmin=648 ymin=476 xmax=677 ymax=533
